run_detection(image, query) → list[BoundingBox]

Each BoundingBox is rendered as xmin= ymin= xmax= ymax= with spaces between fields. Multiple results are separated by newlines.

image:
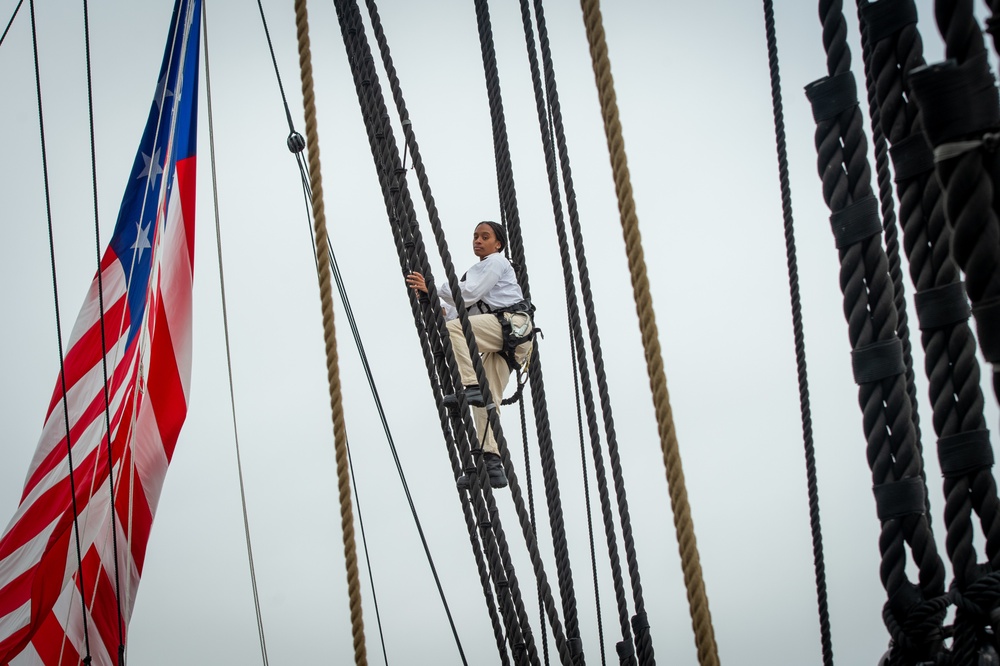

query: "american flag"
xmin=0 ymin=0 xmax=201 ymax=663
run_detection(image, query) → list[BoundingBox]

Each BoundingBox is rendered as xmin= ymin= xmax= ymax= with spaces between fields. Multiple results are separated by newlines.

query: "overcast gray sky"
xmin=1 ymin=0 xmax=997 ymax=664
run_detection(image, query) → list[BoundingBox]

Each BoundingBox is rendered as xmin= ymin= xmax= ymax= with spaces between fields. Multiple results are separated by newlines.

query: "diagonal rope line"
xmin=202 ymin=2 xmax=270 ymax=663
xmin=0 ymin=0 xmax=23 ymax=49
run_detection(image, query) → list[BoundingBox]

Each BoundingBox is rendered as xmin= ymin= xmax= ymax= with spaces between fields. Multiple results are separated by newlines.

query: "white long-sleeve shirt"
xmin=440 ymin=252 xmax=524 ymax=320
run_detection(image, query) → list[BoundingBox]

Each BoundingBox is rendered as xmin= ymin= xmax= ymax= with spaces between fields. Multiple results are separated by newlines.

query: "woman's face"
xmin=473 ymin=223 xmax=503 ymax=259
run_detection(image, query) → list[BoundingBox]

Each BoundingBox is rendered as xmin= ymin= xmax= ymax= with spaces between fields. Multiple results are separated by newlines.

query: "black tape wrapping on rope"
xmin=937 ymin=429 xmax=993 ymax=478
xmin=860 ymin=0 xmax=917 ymax=44
xmin=972 ymin=296 xmax=1000 ymax=363
xmin=851 ymin=337 xmax=905 ymax=384
xmin=908 ymin=52 xmax=1000 ymax=147
xmin=873 ymin=477 xmax=927 ymax=521
xmin=889 ymin=133 xmax=935 ymax=182
xmin=829 ymin=194 xmax=881 ymax=249
xmin=914 ymin=281 xmax=971 ymax=331
xmin=805 ymin=71 xmax=858 ymax=122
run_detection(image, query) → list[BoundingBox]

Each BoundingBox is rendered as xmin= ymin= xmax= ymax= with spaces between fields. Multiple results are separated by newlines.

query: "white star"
xmin=138 ymin=149 xmax=163 ymax=185
xmin=153 ymin=74 xmax=173 ymax=110
xmin=132 ymin=221 xmax=151 ymax=261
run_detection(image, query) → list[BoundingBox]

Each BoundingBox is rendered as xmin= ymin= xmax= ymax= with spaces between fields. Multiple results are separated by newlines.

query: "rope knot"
xmin=955 ymin=571 xmax=1000 ymax=630
xmin=882 ymin=588 xmax=950 ymax=661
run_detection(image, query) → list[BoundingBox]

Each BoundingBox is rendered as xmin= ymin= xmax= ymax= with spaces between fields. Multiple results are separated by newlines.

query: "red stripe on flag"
xmin=24 ymin=346 xmax=138 ymax=501
xmin=80 ymin=546 xmax=122 ymax=662
xmin=176 ymin=155 xmax=197 ymax=266
xmin=44 ymin=295 xmax=128 ymax=421
xmin=0 ymin=568 xmax=32 ymax=618
xmin=146 ymin=297 xmax=186 ymax=463
xmin=29 ymin=608 xmax=83 ymax=666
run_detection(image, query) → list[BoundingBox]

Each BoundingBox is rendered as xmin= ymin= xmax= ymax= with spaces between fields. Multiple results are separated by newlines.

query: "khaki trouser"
xmin=446 ymin=312 xmax=533 ymax=455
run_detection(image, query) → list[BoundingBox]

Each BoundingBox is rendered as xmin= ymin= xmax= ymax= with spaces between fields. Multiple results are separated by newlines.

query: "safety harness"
xmin=470 ymin=298 xmax=540 ymax=372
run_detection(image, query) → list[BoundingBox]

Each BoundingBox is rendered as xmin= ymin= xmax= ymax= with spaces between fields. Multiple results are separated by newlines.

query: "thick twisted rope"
xmin=856 ymin=3 xmax=925 ymax=477
xmin=807 ymin=2 xmax=947 ymax=664
xmin=578 ymin=1 xmax=717 ymax=664
xmin=292 ymin=2 xmax=366 ymax=663
xmin=860 ymin=3 xmax=1000 ymax=664
xmin=922 ymin=1 xmax=1000 ymax=402
xmin=761 ymin=2 xmax=833 ymax=664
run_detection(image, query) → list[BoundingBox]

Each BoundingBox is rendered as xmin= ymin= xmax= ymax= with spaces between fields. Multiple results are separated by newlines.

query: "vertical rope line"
xmin=517 ymin=0 xmax=635 ymax=661
xmin=530 ymin=1 xmax=655 ymax=661
xmin=470 ymin=4 xmax=584 ymax=660
xmin=863 ymin=0 xmax=996 ymax=657
xmin=202 ymin=3 xmax=270 ymax=663
xmin=578 ymin=2 xmax=718 ymax=664
xmin=855 ymin=2 xmax=927 ymax=508
xmin=30 ymin=0 xmax=93 ymax=661
xmin=761 ymin=2 xmax=833 ymax=665
xmin=80 ymin=0 xmax=125 ymax=661
xmin=520 ymin=397 xmax=551 ymax=666
xmin=568 ymin=332 xmax=606 ymax=666
xmin=810 ymin=2 xmax=948 ymax=662
xmin=292 ymin=2 xmax=367 ymax=663
xmin=518 ymin=0 xmax=633 ymax=655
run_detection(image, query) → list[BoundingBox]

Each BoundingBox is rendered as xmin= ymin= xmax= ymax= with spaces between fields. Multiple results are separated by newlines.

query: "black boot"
xmin=484 ymin=453 xmax=508 ymax=489
xmin=456 ymin=453 xmax=508 ymax=490
xmin=442 ymin=385 xmax=486 ymax=409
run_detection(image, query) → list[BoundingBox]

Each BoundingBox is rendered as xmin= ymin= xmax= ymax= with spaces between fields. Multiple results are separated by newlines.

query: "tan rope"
xmin=578 ymin=1 xmax=719 ymax=664
xmin=293 ymin=1 xmax=367 ymax=663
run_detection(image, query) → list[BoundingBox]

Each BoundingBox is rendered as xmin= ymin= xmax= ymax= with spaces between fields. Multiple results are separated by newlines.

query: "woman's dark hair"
xmin=478 ymin=220 xmax=507 ymax=251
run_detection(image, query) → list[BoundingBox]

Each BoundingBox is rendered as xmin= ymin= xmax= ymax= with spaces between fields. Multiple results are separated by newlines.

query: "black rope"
xmin=519 ymin=395 xmax=550 ymax=666
xmin=516 ymin=0 xmax=635 ymax=663
xmin=80 ymin=1 xmax=125 ymax=662
xmin=761 ymin=3 xmax=833 ymax=665
xmin=340 ymin=12 xmax=525 ymax=666
xmin=254 ymin=0 xmax=296 ymax=136
xmin=898 ymin=2 xmax=1000 ymax=663
xmin=340 ymin=1 xmax=557 ymax=661
xmin=471 ymin=2 xmax=585 ymax=661
xmin=252 ymin=1 xmax=478 ymax=659
xmin=855 ymin=2 xmax=925 ymax=487
xmin=807 ymin=1 xmax=947 ymax=664
xmin=568 ymin=332 xmax=606 ymax=666
xmin=30 ymin=0 xmax=93 ymax=660
xmin=918 ymin=3 xmax=1000 ymax=401
xmin=360 ymin=1 xmax=592 ymax=663
xmin=0 ymin=0 xmax=23 ymax=50
xmin=525 ymin=1 xmax=660 ymax=663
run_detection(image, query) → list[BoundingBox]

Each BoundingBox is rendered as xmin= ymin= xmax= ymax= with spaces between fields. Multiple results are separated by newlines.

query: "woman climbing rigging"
xmin=406 ymin=221 xmax=534 ymax=490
